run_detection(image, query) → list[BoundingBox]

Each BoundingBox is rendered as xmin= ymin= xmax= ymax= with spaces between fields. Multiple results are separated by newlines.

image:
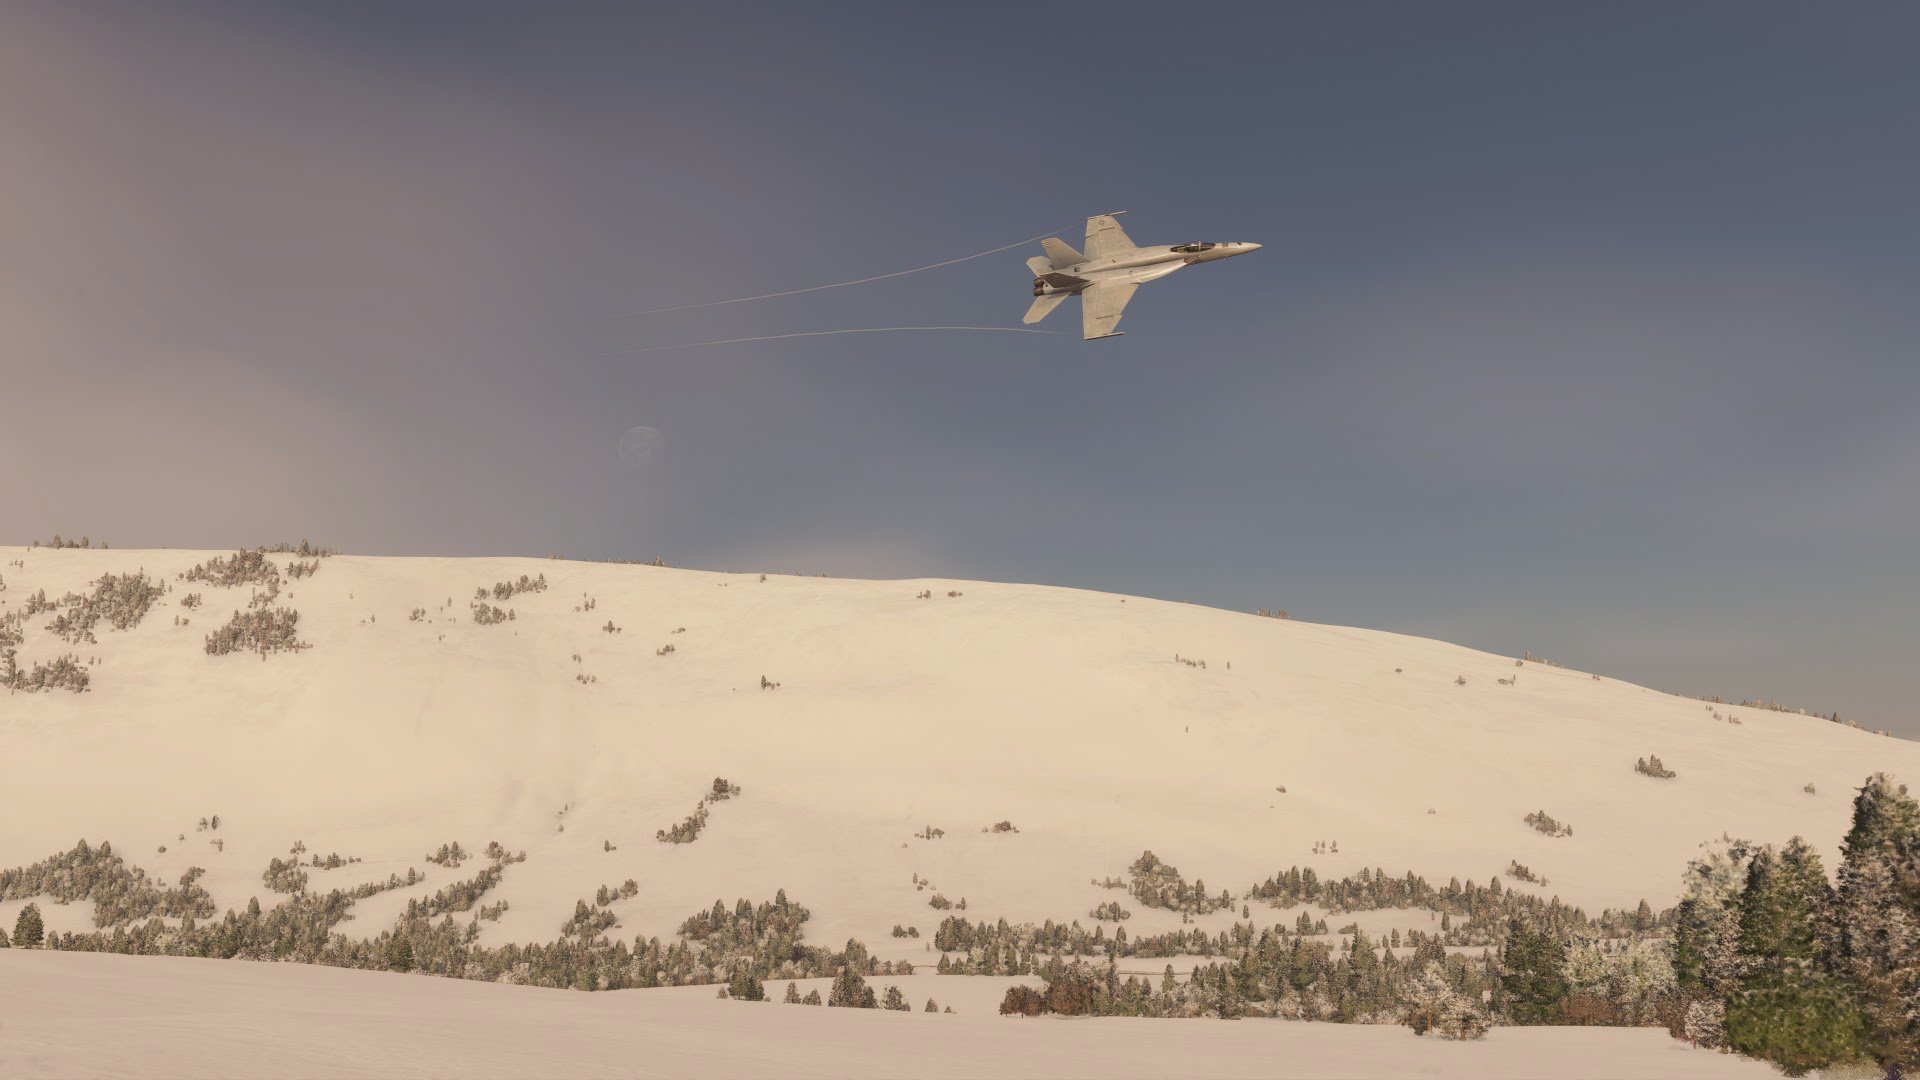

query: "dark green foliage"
xmin=729 ymin=965 xmax=766 ymax=1001
xmin=1826 ymin=774 xmax=1920 ymax=1071
xmin=1499 ymin=917 xmax=1568 ymax=1024
xmin=14 ymin=902 xmax=45 ymax=947
xmin=828 ymin=964 xmax=876 ymax=1008
xmin=1725 ymin=965 xmax=1870 ymax=1075
xmin=386 ymin=935 xmax=414 ymax=972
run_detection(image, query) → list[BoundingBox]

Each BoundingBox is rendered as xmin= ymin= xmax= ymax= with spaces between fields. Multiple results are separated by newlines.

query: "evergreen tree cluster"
xmin=1669 ymin=773 xmax=1919 ymax=1075
xmin=1524 ymin=810 xmax=1574 ymax=838
xmin=41 ymin=572 xmax=165 ymax=645
xmin=1635 ymin=755 xmax=1678 ymax=779
xmin=480 ymin=574 xmax=548 ymax=602
xmin=257 ymin=541 xmax=335 ymax=557
xmin=2 ymin=839 xmax=895 ymax=995
xmin=1127 ymin=851 xmax=1232 ymax=915
xmin=1248 ymin=864 xmax=1653 ymax=947
xmin=284 ymin=559 xmax=321 ymax=580
xmin=204 ymin=608 xmax=309 ymax=657
xmin=0 ymin=841 xmax=216 ymax=926
xmin=3 ymin=651 xmax=91 ymax=693
xmin=32 ymin=535 xmax=96 ymax=549
xmin=471 ymin=603 xmax=513 ymax=626
xmin=183 ymin=550 xmax=282 ymax=591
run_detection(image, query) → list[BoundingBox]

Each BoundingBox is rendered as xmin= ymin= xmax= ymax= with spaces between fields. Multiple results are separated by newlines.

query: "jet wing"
xmin=1081 ymin=281 xmax=1139 ymax=340
xmin=1084 ymin=215 xmax=1136 ymax=260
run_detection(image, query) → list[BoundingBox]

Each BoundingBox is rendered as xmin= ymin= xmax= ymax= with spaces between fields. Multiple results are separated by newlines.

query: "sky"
xmin=3 ymin=3 xmax=1917 ymax=736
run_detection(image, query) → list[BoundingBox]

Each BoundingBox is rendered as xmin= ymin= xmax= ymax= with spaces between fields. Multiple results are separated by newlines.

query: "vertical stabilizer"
xmin=1040 ymin=237 xmax=1084 ymax=270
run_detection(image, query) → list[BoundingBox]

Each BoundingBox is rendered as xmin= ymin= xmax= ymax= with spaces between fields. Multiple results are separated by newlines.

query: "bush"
xmin=999 ymin=985 xmax=1047 ymax=1016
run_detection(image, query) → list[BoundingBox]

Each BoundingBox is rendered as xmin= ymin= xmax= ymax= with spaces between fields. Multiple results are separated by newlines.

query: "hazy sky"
xmin=4 ymin=3 xmax=1917 ymax=736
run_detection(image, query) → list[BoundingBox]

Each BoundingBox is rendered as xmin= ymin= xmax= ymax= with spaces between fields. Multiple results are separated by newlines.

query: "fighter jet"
xmin=1024 ymin=213 xmax=1260 ymax=340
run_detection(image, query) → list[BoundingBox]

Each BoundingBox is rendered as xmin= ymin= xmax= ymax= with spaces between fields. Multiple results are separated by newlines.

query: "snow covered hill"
xmin=3 ymin=545 xmax=1914 ymax=962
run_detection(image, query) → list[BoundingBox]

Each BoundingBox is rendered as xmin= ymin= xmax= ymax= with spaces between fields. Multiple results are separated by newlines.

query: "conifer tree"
xmin=1826 ymin=774 xmax=1920 ymax=1072
xmin=13 ymin=902 xmax=44 ymax=948
xmin=386 ymin=935 xmax=414 ymax=972
xmin=1725 ymin=839 xmax=1870 ymax=1074
xmin=1498 ymin=917 xmax=1567 ymax=1024
xmin=728 ymin=965 xmax=765 ymax=1001
xmin=827 ymin=965 xmax=876 ymax=1008
xmin=784 ymin=981 xmax=801 ymax=1004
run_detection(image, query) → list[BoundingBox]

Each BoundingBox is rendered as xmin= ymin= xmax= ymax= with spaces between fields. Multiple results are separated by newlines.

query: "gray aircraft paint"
xmin=1023 ymin=214 xmax=1260 ymax=340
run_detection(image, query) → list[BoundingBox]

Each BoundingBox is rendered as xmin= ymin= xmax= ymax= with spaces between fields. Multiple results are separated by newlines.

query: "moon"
xmin=616 ymin=425 xmax=664 ymax=472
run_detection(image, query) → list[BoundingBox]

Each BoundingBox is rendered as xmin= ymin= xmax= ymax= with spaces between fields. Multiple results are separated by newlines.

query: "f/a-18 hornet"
xmin=1024 ymin=213 xmax=1260 ymax=340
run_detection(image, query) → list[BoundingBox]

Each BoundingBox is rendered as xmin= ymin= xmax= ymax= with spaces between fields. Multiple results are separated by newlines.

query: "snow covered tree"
xmin=784 ymin=981 xmax=801 ymax=1004
xmin=1825 ymin=774 xmax=1920 ymax=1073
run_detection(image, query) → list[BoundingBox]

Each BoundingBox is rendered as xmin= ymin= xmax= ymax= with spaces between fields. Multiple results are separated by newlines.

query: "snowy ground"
xmin=0 ymin=952 xmax=1775 ymax=1079
xmin=4 ymin=546 xmax=1913 ymax=962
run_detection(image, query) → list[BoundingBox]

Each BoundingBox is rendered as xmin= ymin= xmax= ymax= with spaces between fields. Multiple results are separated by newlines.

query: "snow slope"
xmin=3 ymin=546 xmax=1914 ymax=960
xmin=0 ymin=951 xmax=1774 ymax=1079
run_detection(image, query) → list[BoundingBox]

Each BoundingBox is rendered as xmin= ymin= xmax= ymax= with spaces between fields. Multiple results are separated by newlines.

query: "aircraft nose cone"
xmin=1242 ymin=242 xmax=1262 ymax=253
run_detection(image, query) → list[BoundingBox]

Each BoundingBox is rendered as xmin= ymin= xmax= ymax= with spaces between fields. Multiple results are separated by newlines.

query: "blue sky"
xmin=4 ymin=3 xmax=1917 ymax=735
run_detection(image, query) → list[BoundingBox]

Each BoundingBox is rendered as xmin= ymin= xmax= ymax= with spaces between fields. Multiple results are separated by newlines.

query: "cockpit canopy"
xmin=1171 ymin=242 xmax=1219 ymax=253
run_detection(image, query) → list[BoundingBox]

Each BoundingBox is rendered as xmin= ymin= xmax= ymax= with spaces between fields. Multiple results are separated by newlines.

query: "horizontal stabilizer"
xmin=1024 ymin=291 xmax=1071 ymax=325
xmin=1040 ymin=237 xmax=1083 ymax=270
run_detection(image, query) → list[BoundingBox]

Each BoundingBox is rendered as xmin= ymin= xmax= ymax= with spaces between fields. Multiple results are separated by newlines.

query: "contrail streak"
xmin=624 ymin=326 xmax=1058 ymax=354
xmin=624 ymin=224 xmax=1087 ymax=316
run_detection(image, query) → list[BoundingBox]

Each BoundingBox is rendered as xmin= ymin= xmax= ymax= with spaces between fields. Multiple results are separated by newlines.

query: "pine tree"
xmin=827 ymin=965 xmax=876 ymax=1008
xmin=1499 ymin=917 xmax=1567 ymax=1024
xmin=784 ymin=981 xmax=801 ymax=1004
xmin=1725 ymin=838 xmax=1870 ymax=1073
xmin=729 ymin=965 xmax=766 ymax=1001
xmin=802 ymin=989 xmax=823 ymax=1005
xmin=882 ymin=984 xmax=910 ymax=1011
xmin=13 ymin=903 xmax=45 ymax=948
xmin=925 ymin=997 xmax=939 ymax=1012
xmin=386 ymin=935 xmax=414 ymax=972
xmin=1827 ymin=774 xmax=1920 ymax=1072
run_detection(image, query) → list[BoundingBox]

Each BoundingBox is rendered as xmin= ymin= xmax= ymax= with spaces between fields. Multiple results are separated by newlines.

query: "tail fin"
xmin=1026 ymin=256 xmax=1054 ymax=278
xmin=1024 ymin=291 xmax=1071 ymax=325
xmin=1040 ymin=237 xmax=1083 ymax=270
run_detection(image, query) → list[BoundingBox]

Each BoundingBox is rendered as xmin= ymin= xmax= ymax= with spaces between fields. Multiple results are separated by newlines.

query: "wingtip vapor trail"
xmin=623 ymin=219 xmax=1118 ymax=316
xmin=623 ymin=326 xmax=1059 ymax=354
